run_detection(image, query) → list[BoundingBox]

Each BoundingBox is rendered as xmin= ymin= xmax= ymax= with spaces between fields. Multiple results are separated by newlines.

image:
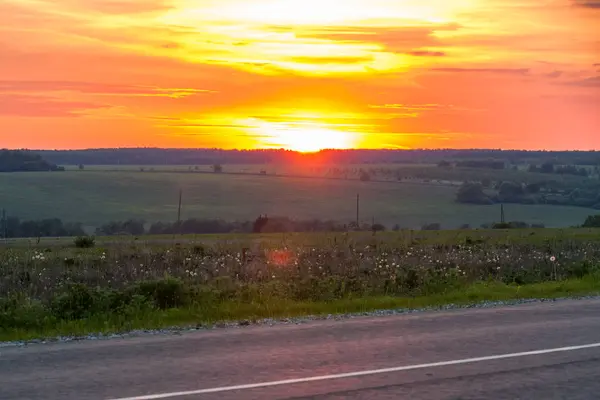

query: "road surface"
xmin=2 ymin=299 xmax=600 ymax=400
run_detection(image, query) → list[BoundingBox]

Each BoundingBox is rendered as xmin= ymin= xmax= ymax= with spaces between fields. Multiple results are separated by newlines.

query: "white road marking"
xmin=109 ymin=342 xmax=600 ymax=400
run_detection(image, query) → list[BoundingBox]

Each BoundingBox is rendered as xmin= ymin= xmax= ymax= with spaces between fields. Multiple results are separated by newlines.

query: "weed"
xmin=74 ymin=236 xmax=95 ymax=248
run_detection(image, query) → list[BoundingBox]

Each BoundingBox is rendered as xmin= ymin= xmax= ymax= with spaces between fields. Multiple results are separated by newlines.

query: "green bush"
xmin=74 ymin=236 xmax=95 ymax=248
xmin=583 ymin=215 xmax=600 ymax=228
xmin=0 ymin=294 xmax=52 ymax=330
xmin=49 ymin=284 xmax=152 ymax=321
xmin=135 ymin=276 xmax=189 ymax=309
xmin=50 ymin=284 xmax=98 ymax=320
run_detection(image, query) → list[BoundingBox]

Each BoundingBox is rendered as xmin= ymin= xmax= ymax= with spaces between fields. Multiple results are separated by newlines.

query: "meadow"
xmin=0 ymin=169 xmax=594 ymax=231
xmin=2 ymin=229 xmax=600 ymax=341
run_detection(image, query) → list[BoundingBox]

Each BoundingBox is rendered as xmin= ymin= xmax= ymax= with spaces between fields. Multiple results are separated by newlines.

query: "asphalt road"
xmin=2 ymin=299 xmax=600 ymax=400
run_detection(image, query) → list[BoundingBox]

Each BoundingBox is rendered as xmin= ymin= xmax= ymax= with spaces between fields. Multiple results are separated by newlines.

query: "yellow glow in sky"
xmin=244 ymin=118 xmax=359 ymax=152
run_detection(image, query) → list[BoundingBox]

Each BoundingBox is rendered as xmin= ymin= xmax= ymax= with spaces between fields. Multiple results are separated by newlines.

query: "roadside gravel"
xmin=2 ymin=295 xmax=599 ymax=348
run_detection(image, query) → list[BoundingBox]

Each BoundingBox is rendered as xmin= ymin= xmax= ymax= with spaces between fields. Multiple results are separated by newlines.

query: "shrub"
xmin=359 ymin=171 xmax=371 ymax=181
xmin=0 ymin=294 xmax=51 ymax=330
xmin=492 ymin=223 xmax=511 ymax=229
xmin=372 ymin=223 xmax=386 ymax=232
xmin=50 ymin=284 xmax=97 ymax=320
xmin=456 ymin=183 xmax=493 ymax=205
xmin=422 ymin=223 xmax=441 ymax=231
xmin=583 ymin=215 xmax=600 ymax=228
xmin=49 ymin=284 xmax=150 ymax=321
xmin=135 ymin=276 xmax=189 ymax=309
xmin=74 ymin=236 xmax=95 ymax=248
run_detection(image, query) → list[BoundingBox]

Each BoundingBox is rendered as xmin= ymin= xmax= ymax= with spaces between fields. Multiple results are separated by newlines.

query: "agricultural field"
xmin=2 ymin=228 xmax=600 ymax=341
xmin=4 ymin=227 xmax=600 ymax=249
xmin=63 ymin=163 xmax=593 ymax=186
xmin=0 ymin=169 xmax=595 ymax=231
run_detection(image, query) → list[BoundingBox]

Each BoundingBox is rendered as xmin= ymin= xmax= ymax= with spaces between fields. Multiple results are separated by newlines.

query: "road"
xmin=2 ymin=299 xmax=600 ymax=400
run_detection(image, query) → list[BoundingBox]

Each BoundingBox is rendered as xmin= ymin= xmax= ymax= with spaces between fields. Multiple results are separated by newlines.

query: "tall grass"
xmin=1 ymin=234 xmax=600 ymax=341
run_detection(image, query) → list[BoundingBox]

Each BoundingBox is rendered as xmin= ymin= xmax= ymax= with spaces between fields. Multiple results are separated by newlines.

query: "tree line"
xmin=4 ymin=214 xmax=600 ymax=240
xmin=31 ymin=148 xmax=600 ymax=167
xmin=0 ymin=150 xmax=64 ymax=172
xmin=0 ymin=217 xmax=85 ymax=238
xmin=456 ymin=181 xmax=600 ymax=209
xmin=0 ymin=216 xmax=376 ymax=238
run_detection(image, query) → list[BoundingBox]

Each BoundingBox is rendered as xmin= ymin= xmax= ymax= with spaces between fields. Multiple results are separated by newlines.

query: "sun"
xmin=276 ymin=127 xmax=354 ymax=152
xmin=258 ymin=122 xmax=356 ymax=152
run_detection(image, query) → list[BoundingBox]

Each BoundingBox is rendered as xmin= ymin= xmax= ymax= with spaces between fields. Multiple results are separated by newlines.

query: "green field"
xmin=0 ymin=170 xmax=594 ymax=230
xmin=4 ymin=228 xmax=600 ymax=249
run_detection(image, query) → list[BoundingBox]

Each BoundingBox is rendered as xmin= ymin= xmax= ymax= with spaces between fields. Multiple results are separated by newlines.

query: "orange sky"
xmin=0 ymin=0 xmax=598 ymax=151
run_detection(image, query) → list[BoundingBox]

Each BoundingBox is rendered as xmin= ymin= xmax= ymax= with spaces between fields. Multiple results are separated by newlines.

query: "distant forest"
xmin=0 ymin=150 xmax=64 ymax=172
xmin=12 ymin=214 xmax=600 ymax=239
xmin=30 ymin=148 xmax=600 ymax=166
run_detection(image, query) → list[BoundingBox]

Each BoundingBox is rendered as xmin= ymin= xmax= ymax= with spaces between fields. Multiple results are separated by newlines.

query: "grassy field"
xmin=64 ymin=163 xmax=437 ymax=174
xmin=2 ymin=228 xmax=600 ymax=341
xmin=4 ymin=228 xmax=600 ymax=249
xmin=0 ymin=170 xmax=594 ymax=230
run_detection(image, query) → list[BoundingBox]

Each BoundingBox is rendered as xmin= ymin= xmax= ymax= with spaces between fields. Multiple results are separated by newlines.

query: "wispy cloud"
xmin=562 ymin=76 xmax=600 ymax=87
xmin=0 ymin=81 xmax=214 ymax=98
xmin=572 ymin=0 xmax=600 ymax=8
xmin=432 ymin=68 xmax=530 ymax=75
xmin=0 ymin=94 xmax=107 ymax=117
xmin=407 ymin=50 xmax=446 ymax=57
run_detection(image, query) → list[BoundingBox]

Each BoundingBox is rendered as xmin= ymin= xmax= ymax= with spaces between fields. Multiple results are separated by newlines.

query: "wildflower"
xmin=550 ymin=256 xmax=556 ymax=262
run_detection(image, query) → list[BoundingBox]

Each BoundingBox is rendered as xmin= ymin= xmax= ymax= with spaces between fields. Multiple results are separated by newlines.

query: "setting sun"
xmin=273 ymin=127 xmax=355 ymax=152
xmin=253 ymin=120 xmax=357 ymax=152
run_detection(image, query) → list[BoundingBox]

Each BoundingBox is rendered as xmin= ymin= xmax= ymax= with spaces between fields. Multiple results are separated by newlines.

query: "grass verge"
xmin=2 ymin=275 xmax=599 ymax=343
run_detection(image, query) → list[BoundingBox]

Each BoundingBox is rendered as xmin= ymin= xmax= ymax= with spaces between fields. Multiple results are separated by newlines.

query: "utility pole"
xmin=500 ymin=203 xmax=506 ymax=224
xmin=1 ymin=208 xmax=6 ymax=242
xmin=177 ymin=189 xmax=183 ymax=224
xmin=356 ymin=193 xmax=360 ymax=229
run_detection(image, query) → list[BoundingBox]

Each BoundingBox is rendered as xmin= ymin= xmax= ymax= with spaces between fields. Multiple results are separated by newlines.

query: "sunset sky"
xmin=1 ymin=0 xmax=598 ymax=151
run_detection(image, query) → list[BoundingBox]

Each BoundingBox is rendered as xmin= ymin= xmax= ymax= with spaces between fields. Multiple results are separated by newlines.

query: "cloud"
xmin=289 ymin=55 xmax=374 ymax=64
xmin=0 ymin=81 xmax=214 ymax=98
xmin=292 ymin=24 xmax=458 ymax=53
xmin=563 ymin=76 xmax=600 ymax=87
xmin=406 ymin=50 xmax=446 ymax=57
xmin=572 ymin=0 xmax=600 ymax=8
xmin=80 ymin=0 xmax=172 ymax=14
xmin=155 ymin=122 xmax=255 ymax=129
xmin=0 ymin=94 xmax=107 ymax=117
xmin=432 ymin=68 xmax=530 ymax=75
xmin=368 ymin=104 xmax=449 ymax=111
xmin=35 ymin=0 xmax=173 ymax=15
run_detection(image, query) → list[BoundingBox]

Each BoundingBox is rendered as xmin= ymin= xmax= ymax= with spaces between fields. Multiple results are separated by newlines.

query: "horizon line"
xmin=4 ymin=147 xmax=599 ymax=153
